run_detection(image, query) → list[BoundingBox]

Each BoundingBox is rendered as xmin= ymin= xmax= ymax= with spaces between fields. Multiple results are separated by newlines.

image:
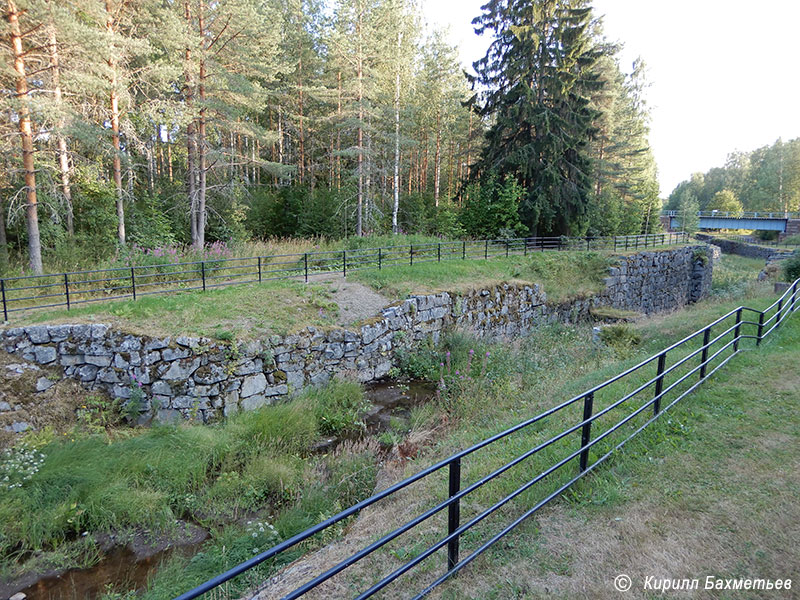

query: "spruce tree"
xmin=471 ymin=0 xmax=602 ymax=235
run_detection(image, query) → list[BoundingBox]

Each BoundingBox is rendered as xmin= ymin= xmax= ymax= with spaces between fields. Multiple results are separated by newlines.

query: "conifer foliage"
xmin=0 ymin=0 xmax=663 ymax=274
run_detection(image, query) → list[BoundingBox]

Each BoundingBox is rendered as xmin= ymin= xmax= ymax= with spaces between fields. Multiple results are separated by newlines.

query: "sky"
xmin=422 ymin=0 xmax=800 ymax=197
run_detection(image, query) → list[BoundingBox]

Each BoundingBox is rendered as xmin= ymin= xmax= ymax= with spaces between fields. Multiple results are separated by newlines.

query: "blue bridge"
xmin=663 ymin=210 xmax=800 ymax=234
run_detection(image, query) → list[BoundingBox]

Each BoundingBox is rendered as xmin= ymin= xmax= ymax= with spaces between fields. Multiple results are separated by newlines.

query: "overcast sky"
xmin=422 ymin=0 xmax=800 ymax=197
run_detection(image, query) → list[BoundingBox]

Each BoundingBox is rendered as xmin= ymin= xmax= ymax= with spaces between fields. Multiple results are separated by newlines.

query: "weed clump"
xmin=304 ymin=379 xmax=370 ymax=437
xmin=598 ymin=324 xmax=642 ymax=356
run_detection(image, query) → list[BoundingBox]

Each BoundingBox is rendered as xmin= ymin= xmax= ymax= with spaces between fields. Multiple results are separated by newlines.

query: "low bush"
xmin=784 ymin=253 xmax=800 ymax=282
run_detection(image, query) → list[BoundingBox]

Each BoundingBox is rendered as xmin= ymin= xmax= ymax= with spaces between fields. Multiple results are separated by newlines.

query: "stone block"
xmin=34 ymin=345 xmax=57 ymax=364
xmin=241 ymin=373 xmax=267 ymax=398
xmin=36 ymin=376 xmax=56 ymax=392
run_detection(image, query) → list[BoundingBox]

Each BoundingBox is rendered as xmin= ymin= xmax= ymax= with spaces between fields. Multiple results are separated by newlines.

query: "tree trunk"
xmin=356 ymin=3 xmax=364 ymax=236
xmin=196 ymin=1 xmax=207 ymax=248
xmin=106 ymin=0 xmax=125 ymax=245
xmin=392 ymin=31 xmax=401 ymax=234
xmin=434 ymin=110 xmax=441 ymax=206
xmin=447 ymin=138 xmax=454 ymax=200
xmin=296 ymin=29 xmax=305 ymax=184
xmin=0 ymin=195 xmax=8 ymax=272
xmin=184 ymin=0 xmax=197 ymax=246
xmin=336 ymin=71 xmax=342 ymax=191
xmin=48 ymin=25 xmax=73 ymax=236
xmin=7 ymin=0 xmax=42 ymax=274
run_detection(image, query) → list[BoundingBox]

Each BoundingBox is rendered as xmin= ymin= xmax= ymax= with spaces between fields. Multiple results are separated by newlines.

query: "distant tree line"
xmin=666 ymin=137 xmax=800 ymax=218
xmin=1 ymin=0 xmax=660 ymax=275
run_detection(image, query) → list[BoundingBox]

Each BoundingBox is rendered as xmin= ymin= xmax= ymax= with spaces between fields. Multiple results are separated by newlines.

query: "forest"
xmin=0 ymin=0 xmax=662 ymax=276
xmin=666 ymin=137 xmax=800 ymax=219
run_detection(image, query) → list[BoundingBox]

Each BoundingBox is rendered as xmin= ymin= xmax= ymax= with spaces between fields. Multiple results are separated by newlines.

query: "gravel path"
xmin=317 ymin=276 xmax=392 ymax=326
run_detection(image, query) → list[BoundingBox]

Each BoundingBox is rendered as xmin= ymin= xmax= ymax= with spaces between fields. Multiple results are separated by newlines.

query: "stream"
xmin=6 ymin=379 xmax=435 ymax=600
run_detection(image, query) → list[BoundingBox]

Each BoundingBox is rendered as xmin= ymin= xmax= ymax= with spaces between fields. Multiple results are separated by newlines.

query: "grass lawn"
xmin=351 ymin=251 xmax=614 ymax=303
xmin=14 ymin=279 xmax=339 ymax=341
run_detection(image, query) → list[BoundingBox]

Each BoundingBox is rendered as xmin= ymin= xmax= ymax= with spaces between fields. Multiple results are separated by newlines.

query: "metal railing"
xmin=0 ymin=233 xmax=688 ymax=322
xmin=663 ymin=210 xmax=800 ymax=219
xmin=175 ymin=278 xmax=800 ymax=600
xmin=700 ymin=233 xmax=800 ymax=248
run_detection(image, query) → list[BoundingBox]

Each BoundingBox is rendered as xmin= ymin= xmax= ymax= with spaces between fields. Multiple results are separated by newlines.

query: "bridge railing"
xmin=0 ymin=232 xmax=688 ymax=322
xmin=663 ymin=210 xmax=800 ymax=219
xmin=173 ymin=278 xmax=799 ymax=600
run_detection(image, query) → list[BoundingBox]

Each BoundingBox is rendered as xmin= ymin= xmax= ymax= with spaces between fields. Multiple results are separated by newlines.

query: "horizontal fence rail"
xmin=0 ymin=233 xmax=687 ymax=322
xmin=175 ymin=278 xmax=800 ymax=600
xmin=663 ymin=210 xmax=800 ymax=219
xmin=704 ymin=233 xmax=800 ymax=248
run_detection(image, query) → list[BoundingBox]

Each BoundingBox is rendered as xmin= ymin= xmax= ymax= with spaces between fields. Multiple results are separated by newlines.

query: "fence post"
xmin=130 ymin=267 xmax=136 ymax=301
xmin=438 ymin=243 xmax=441 ymax=262
xmin=505 ymin=239 xmax=509 ymax=257
xmin=757 ymin=311 xmax=764 ymax=346
xmin=579 ymin=392 xmax=594 ymax=473
xmin=700 ymin=326 xmax=711 ymax=379
xmin=586 ymin=237 xmax=590 ymax=251
xmin=625 ymin=236 xmax=629 ymax=251
xmin=462 ymin=241 xmax=466 ymax=260
xmin=378 ymin=247 xmax=382 ymax=270
xmin=64 ymin=273 xmax=71 ymax=310
xmin=0 ymin=279 xmax=7 ymax=322
xmin=410 ymin=245 xmax=414 ymax=267
xmin=200 ymin=262 xmax=206 ymax=291
xmin=776 ymin=298 xmax=783 ymax=328
xmin=614 ymin=236 xmax=617 ymax=251
xmin=447 ymin=457 xmax=462 ymax=571
xmin=304 ymin=253 xmax=309 ymax=283
xmin=542 ymin=237 xmax=546 ymax=252
xmin=258 ymin=257 xmax=262 ymax=283
xmin=343 ymin=250 xmax=347 ymax=277
xmin=791 ymin=281 xmax=798 ymax=312
xmin=485 ymin=239 xmax=488 ymax=260
xmin=654 ymin=352 xmax=666 ymax=415
xmin=644 ymin=234 xmax=648 ymax=248
xmin=733 ymin=308 xmax=743 ymax=352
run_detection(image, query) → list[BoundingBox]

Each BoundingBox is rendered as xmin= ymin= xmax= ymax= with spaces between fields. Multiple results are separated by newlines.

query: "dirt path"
xmin=314 ymin=275 xmax=392 ymax=327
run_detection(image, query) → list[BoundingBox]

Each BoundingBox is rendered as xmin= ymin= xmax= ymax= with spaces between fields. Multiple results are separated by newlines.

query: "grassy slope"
xmin=15 ymin=279 xmax=339 ymax=341
xmin=351 ymin=252 xmax=613 ymax=303
xmin=437 ymin=309 xmax=800 ymax=600
xmin=0 ymin=381 xmax=377 ymax=598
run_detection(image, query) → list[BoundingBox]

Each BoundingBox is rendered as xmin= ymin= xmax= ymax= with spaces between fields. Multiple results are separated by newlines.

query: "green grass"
xmin=710 ymin=253 xmax=771 ymax=299
xmin=16 ymin=279 xmax=338 ymax=340
xmin=322 ymin=279 xmax=793 ymax=597
xmin=436 ymin=307 xmax=800 ymax=599
xmin=0 ymin=384 xmax=380 ymax=596
xmin=352 ymin=252 xmax=614 ymax=303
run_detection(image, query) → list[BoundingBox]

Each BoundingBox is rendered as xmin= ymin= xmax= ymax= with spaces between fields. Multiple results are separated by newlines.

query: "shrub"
xmin=784 ymin=253 xmax=800 ymax=282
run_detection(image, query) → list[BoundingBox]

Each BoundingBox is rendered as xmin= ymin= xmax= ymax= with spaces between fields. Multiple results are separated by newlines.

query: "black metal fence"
xmin=704 ymin=233 xmax=800 ymax=248
xmin=175 ymin=277 xmax=799 ymax=600
xmin=0 ymin=233 xmax=687 ymax=322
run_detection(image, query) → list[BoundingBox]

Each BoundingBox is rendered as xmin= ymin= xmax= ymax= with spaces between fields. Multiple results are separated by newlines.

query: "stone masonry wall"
xmin=695 ymin=233 xmax=794 ymax=261
xmin=0 ymin=246 xmax=713 ymax=425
